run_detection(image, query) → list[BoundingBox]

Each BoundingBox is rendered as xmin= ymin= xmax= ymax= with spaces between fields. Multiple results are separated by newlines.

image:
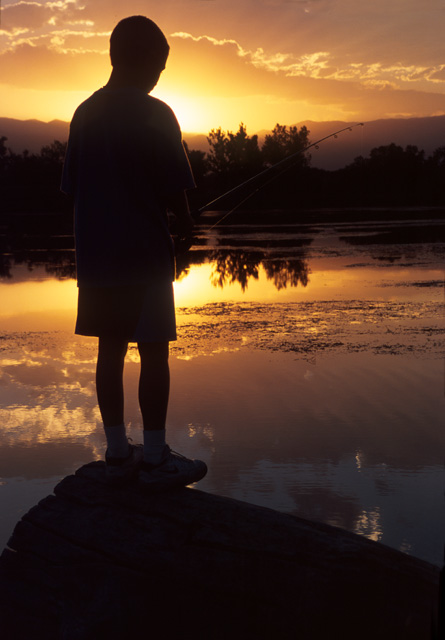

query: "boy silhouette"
xmin=62 ymin=16 xmax=207 ymax=489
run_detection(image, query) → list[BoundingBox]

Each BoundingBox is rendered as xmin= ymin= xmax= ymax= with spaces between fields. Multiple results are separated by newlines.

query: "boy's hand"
xmin=172 ymin=211 xmax=196 ymax=254
xmin=167 ymin=191 xmax=197 ymax=254
xmin=175 ymin=211 xmax=195 ymax=239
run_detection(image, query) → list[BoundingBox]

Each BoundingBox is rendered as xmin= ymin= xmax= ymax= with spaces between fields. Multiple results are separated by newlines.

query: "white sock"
xmin=104 ymin=423 xmax=129 ymax=458
xmin=143 ymin=429 xmax=166 ymax=466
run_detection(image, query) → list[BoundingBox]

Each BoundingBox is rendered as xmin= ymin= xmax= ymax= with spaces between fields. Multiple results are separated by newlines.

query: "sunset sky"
xmin=1 ymin=0 xmax=445 ymax=134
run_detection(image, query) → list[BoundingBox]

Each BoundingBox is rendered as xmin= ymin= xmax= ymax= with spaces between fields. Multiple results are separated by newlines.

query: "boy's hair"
xmin=110 ymin=16 xmax=169 ymax=70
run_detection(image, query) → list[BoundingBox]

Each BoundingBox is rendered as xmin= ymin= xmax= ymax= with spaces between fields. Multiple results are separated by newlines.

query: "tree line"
xmin=1 ymin=123 xmax=445 ymax=215
xmin=0 ymin=136 xmax=68 ymax=213
xmin=186 ymin=124 xmax=445 ymax=210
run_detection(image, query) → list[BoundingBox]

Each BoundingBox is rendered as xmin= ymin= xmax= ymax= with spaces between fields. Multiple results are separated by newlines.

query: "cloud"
xmin=0 ymin=1 xmax=109 ymax=87
xmin=172 ymin=31 xmax=445 ymax=92
xmin=166 ymin=33 xmax=445 ymax=125
xmin=1 ymin=0 xmax=445 ymax=126
xmin=430 ymin=67 xmax=445 ymax=83
xmin=2 ymin=22 xmax=445 ymax=122
xmin=0 ymin=1 xmax=83 ymax=33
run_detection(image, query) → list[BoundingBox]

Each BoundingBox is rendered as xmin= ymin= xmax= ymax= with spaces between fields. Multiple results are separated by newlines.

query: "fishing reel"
xmin=173 ymin=232 xmax=194 ymax=255
xmin=169 ymin=209 xmax=200 ymax=255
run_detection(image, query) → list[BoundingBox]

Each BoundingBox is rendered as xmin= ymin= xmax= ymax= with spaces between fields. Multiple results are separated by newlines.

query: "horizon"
xmin=2 ymin=112 xmax=445 ymax=171
xmin=3 ymin=111 xmax=445 ymax=133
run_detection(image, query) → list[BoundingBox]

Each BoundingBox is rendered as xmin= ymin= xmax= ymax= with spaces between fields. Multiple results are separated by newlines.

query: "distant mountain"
xmin=183 ymin=133 xmax=208 ymax=154
xmin=294 ymin=116 xmax=445 ymax=169
xmin=0 ymin=117 xmax=69 ymax=154
xmin=2 ymin=115 xmax=445 ymax=170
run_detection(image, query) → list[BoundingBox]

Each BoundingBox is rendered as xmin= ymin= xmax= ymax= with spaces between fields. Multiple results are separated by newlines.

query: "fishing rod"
xmin=199 ymin=122 xmax=363 ymax=218
xmin=174 ymin=122 xmax=364 ymax=252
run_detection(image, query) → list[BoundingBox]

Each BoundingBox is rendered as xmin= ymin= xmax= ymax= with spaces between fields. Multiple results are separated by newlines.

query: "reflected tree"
xmin=175 ymin=247 xmax=208 ymax=282
xmin=2 ymin=247 xmax=76 ymax=280
xmin=263 ymin=259 xmax=309 ymax=290
xmin=44 ymin=253 xmax=76 ymax=279
xmin=0 ymin=253 xmax=13 ymax=279
xmin=209 ymin=250 xmax=310 ymax=292
xmin=210 ymin=251 xmax=261 ymax=292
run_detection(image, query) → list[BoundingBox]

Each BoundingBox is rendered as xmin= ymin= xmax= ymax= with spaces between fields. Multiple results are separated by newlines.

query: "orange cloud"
xmin=167 ymin=35 xmax=445 ymax=120
xmin=1 ymin=1 xmax=84 ymax=32
xmin=1 ymin=1 xmax=445 ymax=129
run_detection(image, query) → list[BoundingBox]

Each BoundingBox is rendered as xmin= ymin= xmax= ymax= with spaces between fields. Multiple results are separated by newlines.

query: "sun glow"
xmin=0 ymin=83 xmax=92 ymax=122
xmin=154 ymin=83 xmax=339 ymax=135
xmin=152 ymin=89 xmax=208 ymax=134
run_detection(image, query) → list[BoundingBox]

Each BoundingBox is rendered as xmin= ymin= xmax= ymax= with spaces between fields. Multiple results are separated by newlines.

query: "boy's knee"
xmin=138 ymin=341 xmax=169 ymax=363
xmin=98 ymin=337 xmax=129 ymax=362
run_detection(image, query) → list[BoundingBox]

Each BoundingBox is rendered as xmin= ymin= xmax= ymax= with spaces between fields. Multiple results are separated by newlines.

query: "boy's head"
xmin=110 ymin=16 xmax=170 ymax=73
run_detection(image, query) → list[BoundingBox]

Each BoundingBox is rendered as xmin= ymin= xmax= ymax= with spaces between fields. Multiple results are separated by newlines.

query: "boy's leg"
xmin=138 ymin=341 xmax=170 ymax=429
xmin=96 ymin=336 xmax=129 ymax=457
xmin=137 ymin=340 xmax=208 ymax=488
xmin=138 ymin=341 xmax=170 ymax=465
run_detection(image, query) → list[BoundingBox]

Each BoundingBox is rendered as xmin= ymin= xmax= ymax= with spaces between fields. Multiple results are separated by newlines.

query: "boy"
xmin=62 ymin=15 xmax=207 ymax=489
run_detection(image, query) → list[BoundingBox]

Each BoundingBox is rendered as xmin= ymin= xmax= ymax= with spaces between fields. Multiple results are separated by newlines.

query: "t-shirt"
xmin=61 ymin=87 xmax=195 ymax=286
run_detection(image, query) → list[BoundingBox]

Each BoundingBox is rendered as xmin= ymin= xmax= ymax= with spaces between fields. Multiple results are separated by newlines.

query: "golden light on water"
xmin=174 ymin=259 xmax=443 ymax=307
xmin=0 ymin=258 xmax=441 ymax=333
xmin=0 ymin=279 xmax=78 ymax=331
xmin=0 ymin=279 xmax=77 ymax=314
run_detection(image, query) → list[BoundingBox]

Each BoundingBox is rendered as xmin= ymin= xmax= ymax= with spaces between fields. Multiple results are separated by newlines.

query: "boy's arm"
xmin=166 ymin=190 xmax=195 ymax=239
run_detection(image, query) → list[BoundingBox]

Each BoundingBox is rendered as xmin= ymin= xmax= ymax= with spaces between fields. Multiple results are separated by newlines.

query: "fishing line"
xmin=198 ymin=123 xmax=365 ymax=231
xmin=174 ymin=123 xmax=364 ymax=252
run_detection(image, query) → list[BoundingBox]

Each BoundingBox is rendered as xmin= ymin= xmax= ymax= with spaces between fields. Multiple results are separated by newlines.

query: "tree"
xmin=261 ymin=124 xmax=310 ymax=167
xmin=206 ymin=123 xmax=262 ymax=186
xmin=345 ymin=143 xmax=427 ymax=205
xmin=183 ymin=140 xmax=207 ymax=184
xmin=0 ymin=136 xmax=8 ymax=160
xmin=206 ymin=127 xmax=230 ymax=175
xmin=427 ymin=146 xmax=445 ymax=170
xmin=40 ymin=140 xmax=67 ymax=165
xmin=424 ymin=146 xmax=445 ymax=204
xmin=0 ymin=136 xmax=14 ymax=176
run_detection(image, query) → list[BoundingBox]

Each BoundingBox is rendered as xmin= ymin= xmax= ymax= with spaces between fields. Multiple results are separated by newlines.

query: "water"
xmin=0 ymin=208 xmax=444 ymax=566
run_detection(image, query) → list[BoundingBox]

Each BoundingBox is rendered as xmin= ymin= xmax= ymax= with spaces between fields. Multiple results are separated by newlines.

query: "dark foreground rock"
xmin=0 ymin=461 xmax=440 ymax=639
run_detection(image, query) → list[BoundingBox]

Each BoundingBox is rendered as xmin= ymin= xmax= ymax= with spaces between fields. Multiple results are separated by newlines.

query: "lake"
xmin=0 ymin=207 xmax=444 ymax=567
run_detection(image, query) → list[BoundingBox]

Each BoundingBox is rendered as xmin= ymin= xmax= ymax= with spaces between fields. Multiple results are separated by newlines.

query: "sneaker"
xmin=105 ymin=443 xmax=143 ymax=484
xmin=139 ymin=446 xmax=207 ymax=492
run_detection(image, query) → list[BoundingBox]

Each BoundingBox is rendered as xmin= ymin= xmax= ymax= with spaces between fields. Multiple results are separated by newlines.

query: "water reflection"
xmin=1 ymin=241 xmax=311 ymax=294
xmin=0 ymin=248 xmax=76 ymax=281
xmin=1 ymin=210 xmax=315 ymax=294
xmin=209 ymin=251 xmax=309 ymax=291
xmin=0 ymin=208 xmax=444 ymax=568
xmin=0 ymin=338 xmax=99 ymax=453
xmin=2 ymin=209 xmax=444 ymax=297
xmin=143 ymin=350 xmax=445 ymax=564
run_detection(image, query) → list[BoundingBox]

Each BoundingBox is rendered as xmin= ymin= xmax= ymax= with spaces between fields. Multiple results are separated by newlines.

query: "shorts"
xmin=75 ymin=281 xmax=176 ymax=343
